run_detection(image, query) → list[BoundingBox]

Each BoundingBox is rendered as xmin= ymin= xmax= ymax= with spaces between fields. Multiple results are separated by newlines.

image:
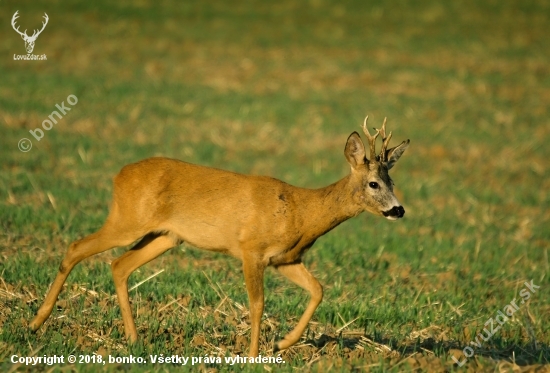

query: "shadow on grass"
xmin=304 ymin=332 xmax=550 ymax=368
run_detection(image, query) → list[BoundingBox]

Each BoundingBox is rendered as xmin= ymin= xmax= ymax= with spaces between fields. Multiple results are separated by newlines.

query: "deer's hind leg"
xmin=110 ymin=232 xmax=178 ymax=342
xmin=29 ymin=218 xmax=148 ymax=331
xmin=29 ymin=198 xmax=156 ymax=331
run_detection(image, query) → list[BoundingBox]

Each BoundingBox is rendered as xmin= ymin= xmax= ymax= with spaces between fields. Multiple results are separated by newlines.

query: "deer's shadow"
xmin=301 ymin=332 xmax=550 ymax=367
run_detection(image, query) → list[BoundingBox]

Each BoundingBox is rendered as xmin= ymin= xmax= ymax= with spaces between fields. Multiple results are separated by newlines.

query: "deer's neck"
xmin=298 ymin=175 xmax=361 ymax=238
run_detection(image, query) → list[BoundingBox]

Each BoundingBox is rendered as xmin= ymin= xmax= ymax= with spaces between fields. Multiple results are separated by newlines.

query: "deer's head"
xmin=11 ymin=11 xmax=49 ymax=54
xmin=345 ymin=117 xmax=410 ymax=220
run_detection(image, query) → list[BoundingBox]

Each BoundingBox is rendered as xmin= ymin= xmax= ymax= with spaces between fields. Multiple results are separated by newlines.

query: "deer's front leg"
xmin=274 ymin=261 xmax=323 ymax=352
xmin=242 ymin=255 xmax=266 ymax=357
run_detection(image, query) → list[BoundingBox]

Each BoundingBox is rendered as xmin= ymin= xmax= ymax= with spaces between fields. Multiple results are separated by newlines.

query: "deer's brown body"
xmin=30 ymin=117 xmax=409 ymax=356
xmin=112 ymin=158 xmax=354 ymax=265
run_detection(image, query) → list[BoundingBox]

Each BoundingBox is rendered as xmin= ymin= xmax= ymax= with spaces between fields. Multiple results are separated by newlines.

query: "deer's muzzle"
xmin=383 ymin=205 xmax=405 ymax=219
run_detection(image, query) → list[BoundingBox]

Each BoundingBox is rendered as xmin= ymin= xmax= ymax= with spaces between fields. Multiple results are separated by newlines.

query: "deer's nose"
xmin=383 ymin=206 xmax=405 ymax=218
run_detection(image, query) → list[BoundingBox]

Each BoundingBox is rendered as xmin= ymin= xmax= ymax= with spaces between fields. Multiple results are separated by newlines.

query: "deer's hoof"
xmin=29 ymin=318 xmax=41 ymax=332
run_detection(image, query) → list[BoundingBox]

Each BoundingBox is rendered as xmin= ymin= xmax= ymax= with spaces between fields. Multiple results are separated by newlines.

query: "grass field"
xmin=1 ymin=0 xmax=549 ymax=371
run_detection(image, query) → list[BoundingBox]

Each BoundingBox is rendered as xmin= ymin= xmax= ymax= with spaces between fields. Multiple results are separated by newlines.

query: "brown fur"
xmin=29 ymin=119 xmax=409 ymax=356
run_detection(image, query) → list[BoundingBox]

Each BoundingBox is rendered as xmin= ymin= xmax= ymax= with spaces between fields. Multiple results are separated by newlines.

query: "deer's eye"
xmin=369 ymin=182 xmax=379 ymax=189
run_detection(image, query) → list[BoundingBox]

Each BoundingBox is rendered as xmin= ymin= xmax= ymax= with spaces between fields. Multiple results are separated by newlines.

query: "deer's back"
xmin=111 ymin=157 xmax=304 ymax=261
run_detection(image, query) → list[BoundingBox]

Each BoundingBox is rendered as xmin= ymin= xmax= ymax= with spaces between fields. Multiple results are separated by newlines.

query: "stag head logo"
xmin=11 ymin=11 xmax=49 ymax=54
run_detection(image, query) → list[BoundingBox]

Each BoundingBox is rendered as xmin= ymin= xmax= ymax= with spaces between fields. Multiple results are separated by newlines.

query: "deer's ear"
xmin=385 ymin=139 xmax=410 ymax=170
xmin=345 ymin=132 xmax=367 ymax=169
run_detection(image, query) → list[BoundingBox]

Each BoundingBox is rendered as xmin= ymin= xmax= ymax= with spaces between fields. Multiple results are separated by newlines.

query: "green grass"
xmin=1 ymin=0 xmax=549 ymax=371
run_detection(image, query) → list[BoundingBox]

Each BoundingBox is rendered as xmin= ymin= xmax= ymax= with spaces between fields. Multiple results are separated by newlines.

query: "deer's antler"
xmin=11 ymin=11 xmax=48 ymax=39
xmin=378 ymin=118 xmax=393 ymax=162
xmin=362 ymin=116 xmax=379 ymax=162
xmin=362 ymin=116 xmax=394 ymax=163
xmin=31 ymin=13 xmax=49 ymax=38
xmin=11 ymin=11 xmax=27 ymax=38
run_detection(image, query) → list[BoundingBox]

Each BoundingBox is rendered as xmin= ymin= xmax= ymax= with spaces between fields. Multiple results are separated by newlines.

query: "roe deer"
xmin=29 ymin=117 xmax=409 ymax=356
